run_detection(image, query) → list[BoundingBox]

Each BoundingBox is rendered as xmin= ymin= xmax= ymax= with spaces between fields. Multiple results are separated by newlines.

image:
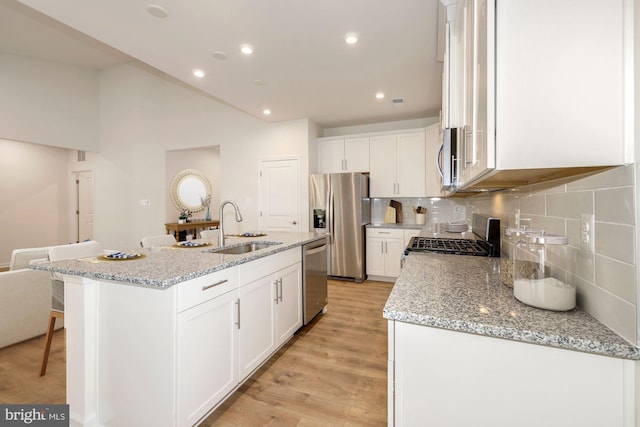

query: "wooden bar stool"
xmin=40 ymin=240 xmax=102 ymax=376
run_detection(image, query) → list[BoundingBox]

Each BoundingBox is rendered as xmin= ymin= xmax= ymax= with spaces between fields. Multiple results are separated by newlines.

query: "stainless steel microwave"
xmin=437 ymin=127 xmax=458 ymax=191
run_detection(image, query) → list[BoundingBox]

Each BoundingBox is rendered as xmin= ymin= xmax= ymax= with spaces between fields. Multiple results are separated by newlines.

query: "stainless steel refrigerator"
xmin=309 ymin=173 xmax=370 ymax=282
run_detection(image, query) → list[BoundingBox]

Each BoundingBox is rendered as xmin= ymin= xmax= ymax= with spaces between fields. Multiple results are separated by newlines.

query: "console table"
xmin=165 ymin=220 xmax=220 ymax=241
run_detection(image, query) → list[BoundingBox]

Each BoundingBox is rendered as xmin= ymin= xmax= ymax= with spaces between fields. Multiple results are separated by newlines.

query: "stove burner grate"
xmin=407 ymin=237 xmax=492 ymax=256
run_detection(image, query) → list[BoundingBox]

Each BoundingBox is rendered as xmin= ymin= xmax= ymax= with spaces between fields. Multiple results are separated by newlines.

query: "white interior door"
xmin=75 ymin=171 xmax=94 ymax=242
xmin=259 ymin=159 xmax=300 ymax=232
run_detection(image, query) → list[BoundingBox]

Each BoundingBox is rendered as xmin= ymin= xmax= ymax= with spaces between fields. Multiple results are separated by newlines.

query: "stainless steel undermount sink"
xmin=209 ymin=241 xmax=281 ymax=255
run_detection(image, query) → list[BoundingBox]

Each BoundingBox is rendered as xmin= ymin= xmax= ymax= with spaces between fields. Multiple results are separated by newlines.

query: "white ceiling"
xmin=4 ymin=0 xmax=443 ymax=129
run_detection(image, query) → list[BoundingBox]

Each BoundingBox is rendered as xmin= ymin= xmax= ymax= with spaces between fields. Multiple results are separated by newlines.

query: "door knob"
xmin=292 ymin=221 xmax=297 ymax=225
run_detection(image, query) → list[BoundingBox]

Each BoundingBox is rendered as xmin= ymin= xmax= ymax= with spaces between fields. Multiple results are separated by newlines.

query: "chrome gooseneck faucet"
xmin=218 ymin=200 xmax=243 ymax=247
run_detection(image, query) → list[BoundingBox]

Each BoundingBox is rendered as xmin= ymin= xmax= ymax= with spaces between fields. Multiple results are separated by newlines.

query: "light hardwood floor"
xmin=0 ymin=279 xmax=393 ymax=426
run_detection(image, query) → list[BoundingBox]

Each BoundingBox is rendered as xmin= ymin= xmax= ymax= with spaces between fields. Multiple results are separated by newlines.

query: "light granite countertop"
xmin=383 ymin=252 xmax=640 ymax=360
xmin=32 ymin=232 xmax=326 ymax=289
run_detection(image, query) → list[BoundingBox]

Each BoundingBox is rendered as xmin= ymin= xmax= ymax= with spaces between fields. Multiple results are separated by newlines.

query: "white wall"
xmin=0 ymin=139 xmax=72 ymax=266
xmin=165 ymin=147 xmax=221 ymax=223
xmin=93 ymin=62 xmax=311 ymax=249
xmin=0 ymin=54 xmax=100 ymax=151
xmin=322 ymin=117 xmax=438 ymax=137
xmin=0 ymin=57 xmax=312 ymax=261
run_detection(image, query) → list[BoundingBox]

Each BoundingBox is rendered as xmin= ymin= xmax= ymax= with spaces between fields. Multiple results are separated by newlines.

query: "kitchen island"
xmin=34 ymin=232 xmax=325 ymax=427
xmin=384 ymin=252 xmax=640 ymax=427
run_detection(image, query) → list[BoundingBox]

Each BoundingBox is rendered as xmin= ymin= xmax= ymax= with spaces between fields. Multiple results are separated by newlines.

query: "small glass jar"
xmin=501 ymin=226 xmax=541 ymax=288
xmin=513 ymin=232 xmax=575 ymax=311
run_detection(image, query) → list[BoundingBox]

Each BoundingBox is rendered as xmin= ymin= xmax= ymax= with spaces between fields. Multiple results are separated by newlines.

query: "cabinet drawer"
xmin=366 ymin=228 xmax=404 ymax=239
xmin=177 ymin=267 xmax=238 ymax=312
xmin=239 ymin=248 xmax=301 ymax=285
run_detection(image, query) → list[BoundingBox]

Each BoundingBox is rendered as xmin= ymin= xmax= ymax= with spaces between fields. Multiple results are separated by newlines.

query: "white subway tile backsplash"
xmin=573 ymin=274 xmax=636 ymax=344
xmin=518 ymin=193 xmax=545 ymax=216
xmin=469 ymin=164 xmax=637 ymax=346
xmin=595 ymin=222 xmax=635 ymax=264
xmin=567 ymin=165 xmax=634 ymax=191
xmin=566 ymin=218 xmax=580 ymax=248
xmin=546 ymin=190 xmax=593 ymax=220
xmin=595 ymin=255 xmax=636 ymax=304
xmin=595 ymin=187 xmax=635 ymax=225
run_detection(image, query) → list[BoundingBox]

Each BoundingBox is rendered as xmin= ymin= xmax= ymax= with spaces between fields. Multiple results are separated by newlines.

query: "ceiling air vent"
xmin=392 ymin=97 xmax=405 ymax=107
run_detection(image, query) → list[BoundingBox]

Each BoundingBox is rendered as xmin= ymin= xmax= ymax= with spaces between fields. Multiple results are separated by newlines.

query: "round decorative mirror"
xmin=170 ymin=169 xmax=212 ymax=213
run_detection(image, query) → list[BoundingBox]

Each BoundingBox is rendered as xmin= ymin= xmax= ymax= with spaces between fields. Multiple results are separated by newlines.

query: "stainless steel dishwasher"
xmin=302 ymin=238 xmax=328 ymax=325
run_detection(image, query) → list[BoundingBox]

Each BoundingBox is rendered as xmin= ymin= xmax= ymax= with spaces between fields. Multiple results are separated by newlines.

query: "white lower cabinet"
xmin=389 ymin=320 xmax=635 ymax=427
xmin=66 ymin=247 xmax=305 ymax=427
xmin=238 ymin=249 xmax=302 ymax=381
xmin=274 ymin=263 xmax=303 ymax=345
xmin=177 ymin=289 xmax=238 ymax=426
xmin=366 ymin=228 xmax=405 ymax=281
xmin=237 ymin=274 xmax=276 ymax=380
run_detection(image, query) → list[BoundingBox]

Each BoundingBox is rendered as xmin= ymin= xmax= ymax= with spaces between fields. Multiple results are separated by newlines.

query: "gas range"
xmin=406 ymin=214 xmax=501 ymax=257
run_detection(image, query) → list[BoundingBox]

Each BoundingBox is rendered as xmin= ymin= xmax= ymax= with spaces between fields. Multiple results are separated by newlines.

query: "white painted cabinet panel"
xmin=237 ymin=274 xmax=276 ymax=381
xmin=370 ymin=132 xmax=426 ymax=197
xmin=318 ymin=139 xmax=345 ymax=173
xmin=274 ymin=262 xmax=303 ymax=346
xmin=177 ymin=289 xmax=238 ymax=426
xmin=318 ymin=137 xmax=370 ymax=173
xmin=238 ymin=249 xmax=302 ymax=380
xmin=366 ymin=228 xmax=405 ymax=280
xmin=390 ymin=321 xmax=631 ymax=427
xmin=369 ymin=135 xmax=397 ymax=197
xmin=450 ymin=0 xmax=632 ymax=190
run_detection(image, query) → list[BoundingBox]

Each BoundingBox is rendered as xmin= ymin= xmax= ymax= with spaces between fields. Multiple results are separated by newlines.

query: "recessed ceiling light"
xmin=145 ymin=4 xmax=168 ymax=18
xmin=193 ymin=69 xmax=205 ymax=78
xmin=375 ymin=92 xmax=385 ymax=99
xmin=253 ymin=79 xmax=267 ymax=86
xmin=345 ymin=34 xmax=359 ymax=45
xmin=263 ymin=109 xmax=272 ymax=116
xmin=240 ymin=45 xmax=254 ymax=55
xmin=212 ymin=51 xmax=227 ymax=60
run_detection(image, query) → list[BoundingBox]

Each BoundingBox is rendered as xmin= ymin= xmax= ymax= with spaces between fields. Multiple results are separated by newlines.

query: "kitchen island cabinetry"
xmin=238 ymin=249 xmax=302 ymax=380
xmin=177 ymin=274 xmax=239 ymax=426
xmin=35 ymin=233 xmax=319 ymax=427
xmin=317 ymin=137 xmax=369 ymax=173
xmin=370 ymin=131 xmax=426 ymax=197
xmin=448 ymin=0 xmax=632 ymax=191
xmin=366 ymin=228 xmax=404 ymax=281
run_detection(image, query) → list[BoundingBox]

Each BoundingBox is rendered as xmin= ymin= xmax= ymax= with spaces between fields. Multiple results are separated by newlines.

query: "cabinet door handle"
xmin=274 ymin=280 xmax=279 ymax=304
xmin=385 ymin=242 xmax=388 ymax=254
xmin=202 ymin=279 xmax=228 ymax=291
xmin=381 ymin=241 xmax=384 ymax=254
xmin=344 ymin=159 xmax=348 ymax=170
xmin=235 ymin=298 xmax=240 ymax=329
xmin=279 ymin=278 xmax=283 ymax=302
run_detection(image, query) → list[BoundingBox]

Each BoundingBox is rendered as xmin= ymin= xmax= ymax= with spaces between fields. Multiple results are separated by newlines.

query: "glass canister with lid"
xmin=512 ymin=231 xmax=575 ymax=311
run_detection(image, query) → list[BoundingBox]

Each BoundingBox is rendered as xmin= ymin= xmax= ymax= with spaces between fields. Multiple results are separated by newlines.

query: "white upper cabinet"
xmin=370 ymin=131 xmax=426 ymax=197
xmin=318 ymin=137 xmax=370 ymax=173
xmin=448 ymin=0 xmax=632 ymax=190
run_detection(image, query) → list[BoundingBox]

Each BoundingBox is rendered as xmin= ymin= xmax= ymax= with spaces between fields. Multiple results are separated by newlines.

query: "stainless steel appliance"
xmin=437 ymin=127 xmax=459 ymax=192
xmin=406 ymin=213 xmax=500 ymax=257
xmin=302 ymin=238 xmax=328 ymax=325
xmin=309 ymin=173 xmax=370 ymax=282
